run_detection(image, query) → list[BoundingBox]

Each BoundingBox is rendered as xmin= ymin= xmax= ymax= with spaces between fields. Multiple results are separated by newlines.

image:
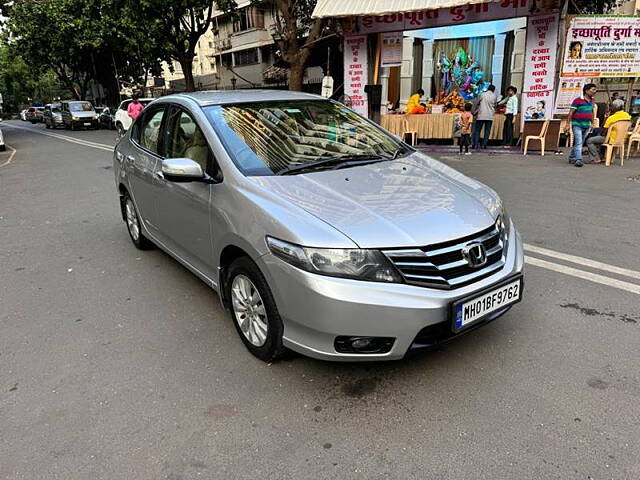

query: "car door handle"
xmin=126 ymin=155 xmax=135 ymax=164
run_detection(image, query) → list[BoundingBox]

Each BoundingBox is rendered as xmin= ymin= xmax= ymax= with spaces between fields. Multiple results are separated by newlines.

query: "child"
xmin=459 ymin=103 xmax=473 ymax=155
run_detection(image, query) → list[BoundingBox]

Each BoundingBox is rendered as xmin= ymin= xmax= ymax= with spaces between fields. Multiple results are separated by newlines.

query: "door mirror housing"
xmin=162 ymin=158 xmax=205 ymax=182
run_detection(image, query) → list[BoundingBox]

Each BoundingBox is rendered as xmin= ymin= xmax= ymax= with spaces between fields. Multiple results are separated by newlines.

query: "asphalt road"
xmin=1 ymin=120 xmax=639 ymax=480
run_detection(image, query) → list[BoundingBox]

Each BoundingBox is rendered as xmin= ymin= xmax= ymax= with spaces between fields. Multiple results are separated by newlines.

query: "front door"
xmin=155 ymin=106 xmax=215 ymax=278
xmin=127 ymin=106 xmax=167 ymax=234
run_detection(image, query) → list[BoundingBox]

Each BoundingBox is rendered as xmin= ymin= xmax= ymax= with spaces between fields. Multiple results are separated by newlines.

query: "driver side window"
xmin=165 ymin=108 xmax=213 ymax=173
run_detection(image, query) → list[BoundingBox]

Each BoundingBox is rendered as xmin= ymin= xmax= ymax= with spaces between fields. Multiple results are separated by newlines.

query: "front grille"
xmin=382 ymin=222 xmax=506 ymax=290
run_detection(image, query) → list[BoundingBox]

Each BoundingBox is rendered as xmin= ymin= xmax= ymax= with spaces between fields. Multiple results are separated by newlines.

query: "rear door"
xmin=154 ymin=105 xmax=217 ymax=276
xmin=126 ymin=105 xmax=167 ymax=234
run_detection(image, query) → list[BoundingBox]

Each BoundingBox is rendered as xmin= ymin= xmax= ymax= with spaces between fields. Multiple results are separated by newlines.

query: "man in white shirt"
xmin=501 ymin=86 xmax=518 ymax=147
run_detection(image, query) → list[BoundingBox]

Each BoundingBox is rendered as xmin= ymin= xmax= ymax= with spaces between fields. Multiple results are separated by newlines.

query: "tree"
xmin=131 ymin=0 xmax=218 ymax=92
xmin=0 ymin=42 xmax=68 ymax=111
xmin=217 ymin=0 xmax=328 ymax=91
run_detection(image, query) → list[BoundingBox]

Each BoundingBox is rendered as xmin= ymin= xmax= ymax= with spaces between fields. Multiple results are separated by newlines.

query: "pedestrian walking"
xmin=472 ymin=85 xmax=497 ymax=149
xmin=459 ymin=103 xmax=473 ymax=155
xmin=500 ymin=86 xmax=518 ymax=147
xmin=568 ymin=83 xmax=597 ymax=167
xmin=127 ymin=94 xmax=145 ymax=121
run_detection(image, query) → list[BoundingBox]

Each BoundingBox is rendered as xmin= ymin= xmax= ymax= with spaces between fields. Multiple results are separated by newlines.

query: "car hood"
xmin=251 ymin=151 xmax=502 ymax=248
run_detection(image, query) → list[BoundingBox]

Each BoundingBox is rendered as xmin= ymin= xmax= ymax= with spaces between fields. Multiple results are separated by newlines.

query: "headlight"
xmin=72 ymin=115 xmax=78 ymax=121
xmin=266 ymin=236 xmax=403 ymax=283
xmin=94 ymin=114 xmax=99 ymax=119
xmin=496 ymin=208 xmax=511 ymax=239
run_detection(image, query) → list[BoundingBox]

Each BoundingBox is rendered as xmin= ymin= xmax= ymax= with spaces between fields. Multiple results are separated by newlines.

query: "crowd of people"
xmin=402 ymin=83 xmax=636 ymax=165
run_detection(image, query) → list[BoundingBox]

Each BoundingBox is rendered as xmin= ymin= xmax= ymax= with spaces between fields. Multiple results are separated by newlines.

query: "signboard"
xmin=344 ymin=35 xmax=369 ymax=118
xmin=352 ymin=0 xmax=533 ymax=34
xmin=554 ymin=77 xmax=588 ymax=115
xmin=523 ymin=14 xmax=559 ymax=93
xmin=562 ymin=16 xmax=640 ymax=77
xmin=523 ymin=91 xmax=554 ymax=120
xmin=380 ymin=32 xmax=403 ymax=68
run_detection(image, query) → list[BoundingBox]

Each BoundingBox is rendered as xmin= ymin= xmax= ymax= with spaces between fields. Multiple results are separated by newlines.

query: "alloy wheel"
xmin=231 ymin=275 xmax=268 ymax=347
xmin=125 ymin=198 xmax=140 ymax=241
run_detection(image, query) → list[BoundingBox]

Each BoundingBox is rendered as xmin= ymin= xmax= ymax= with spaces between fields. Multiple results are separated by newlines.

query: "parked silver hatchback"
xmin=113 ymin=91 xmax=524 ymax=362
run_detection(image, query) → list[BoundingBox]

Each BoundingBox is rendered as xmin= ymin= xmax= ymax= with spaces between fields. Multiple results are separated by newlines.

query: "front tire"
xmin=123 ymin=193 xmax=153 ymax=250
xmin=227 ymin=257 xmax=287 ymax=362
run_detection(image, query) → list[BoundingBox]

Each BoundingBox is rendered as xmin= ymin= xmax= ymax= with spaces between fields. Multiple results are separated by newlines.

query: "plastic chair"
xmin=604 ymin=120 xmax=631 ymax=166
xmin=523 ymin=120 xmax=550 ymax=156
xmin=626 ymin=121 xmax=640 ymax=161
xmin=402 ymin=118 xmax=417 ymax=146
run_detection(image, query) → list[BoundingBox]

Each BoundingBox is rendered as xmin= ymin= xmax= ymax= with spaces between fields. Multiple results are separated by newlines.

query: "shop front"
xmin=313 ymin=0 xmax=563 ymax=144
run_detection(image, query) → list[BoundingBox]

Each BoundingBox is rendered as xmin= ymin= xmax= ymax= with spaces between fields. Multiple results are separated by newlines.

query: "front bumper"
xmin=72 ymin=119 xmax=98 ymax=128
xmin=258 ymin=223 xmax=524 ymax=361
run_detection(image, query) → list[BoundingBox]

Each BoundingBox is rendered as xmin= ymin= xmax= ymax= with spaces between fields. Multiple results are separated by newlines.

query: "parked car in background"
xmin=61 ymin=100 xmax=99 ymax=130
xmin=26 ymin=107 xmax=38 ymax=123
xmin=20 ymin=109 xmax=28 ymax=121
xmin=34 ymin=106 xmax=46 ymax=123
xmin=113 ymin=91 xmax=524 ymax=363
xmin=44 ymin=103 xmax=64 ymax=129
xmin=98 ymin=106 xmax=116 ymax=130
xmin=114 ymin=98 xmax=153 ymax=135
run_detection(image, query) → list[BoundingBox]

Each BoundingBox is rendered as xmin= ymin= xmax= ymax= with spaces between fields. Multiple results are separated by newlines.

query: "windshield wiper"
xmin=276 ymin=154 xmax=384 ymax=176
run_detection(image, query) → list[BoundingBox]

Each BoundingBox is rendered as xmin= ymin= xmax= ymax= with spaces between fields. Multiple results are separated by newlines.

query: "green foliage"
xmin=5 ymin=0 xmax=170 ymax=102
xmin=127 ymin=0 xmax=217 ymax=91
xmin=0 ymin=42 xmax=67 ymax=111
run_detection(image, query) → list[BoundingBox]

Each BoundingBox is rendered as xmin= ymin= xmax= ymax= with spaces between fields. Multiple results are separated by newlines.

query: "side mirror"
xmin=161 ymin=158 xmax=204 ymax=182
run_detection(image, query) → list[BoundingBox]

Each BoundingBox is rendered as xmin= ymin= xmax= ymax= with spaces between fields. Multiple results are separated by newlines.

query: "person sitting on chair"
xmin=585 ymin=99 xmax=630 ymax=164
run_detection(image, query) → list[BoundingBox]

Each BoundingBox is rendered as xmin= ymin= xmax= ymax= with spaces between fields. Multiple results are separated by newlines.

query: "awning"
xmin=312 ymin=0 xmax=490 ymax=18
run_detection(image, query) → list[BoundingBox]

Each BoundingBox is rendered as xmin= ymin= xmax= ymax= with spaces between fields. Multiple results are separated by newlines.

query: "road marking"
xmin=525 ymin=256 xmax=640 ymax=296
xmin=0 ymin=144 xmax=17 ymax=167
xmin=3 ymin=123 xmax=114 ymax=152
xmin=524 ymin=243 xmax=640 ymax=281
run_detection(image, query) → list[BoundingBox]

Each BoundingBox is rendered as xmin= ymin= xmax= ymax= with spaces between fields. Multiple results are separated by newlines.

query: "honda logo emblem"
xmin=462 ymin=242 xmax=487 ymax=268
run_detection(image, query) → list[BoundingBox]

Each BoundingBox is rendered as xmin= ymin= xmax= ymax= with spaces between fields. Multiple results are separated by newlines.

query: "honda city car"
xmin=113 ymin=91 xmax=524 ymax=362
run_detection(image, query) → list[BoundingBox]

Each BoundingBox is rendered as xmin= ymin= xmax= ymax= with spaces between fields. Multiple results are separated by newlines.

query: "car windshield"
xmin=204 ymin=100 xmax=410 ymax=176
xmin=52 ymin=106 xmax=61 ymax=113
xmin=69 ymin=102 xmax=93 ymax=112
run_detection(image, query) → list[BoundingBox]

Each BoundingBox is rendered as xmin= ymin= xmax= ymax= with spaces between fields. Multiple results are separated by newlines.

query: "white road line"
xmin=525 ymin=256 xmax=640 ymax=296
xmin=3 ymin=123 xmax=114 ymax=152
xmin=524 ymin=243 xmax=640 ymax=281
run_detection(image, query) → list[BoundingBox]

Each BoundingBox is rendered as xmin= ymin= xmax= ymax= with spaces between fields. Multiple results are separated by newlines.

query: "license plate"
xmin=452 ymin=276 xmax=522 ymax=332
xmin=84 ymin=122 xmax=91 ymax=126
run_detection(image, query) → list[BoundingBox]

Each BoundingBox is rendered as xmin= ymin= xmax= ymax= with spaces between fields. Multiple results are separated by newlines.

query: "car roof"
xmin=160 ymin=90 xmax=324 ymax=107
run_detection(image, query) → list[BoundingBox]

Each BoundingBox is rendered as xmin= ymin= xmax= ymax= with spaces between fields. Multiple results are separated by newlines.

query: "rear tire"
xmin=227 ymin=257 xmax=287 ymax=362
xmin=45 ymin=122 xmax=51 ymax=129
xmin=122 ymin=192 xmax=153 ymax=250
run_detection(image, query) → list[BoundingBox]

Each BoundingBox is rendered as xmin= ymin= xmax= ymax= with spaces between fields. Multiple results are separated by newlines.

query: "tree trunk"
xmin=289 ymin=61 xmax=304 ymax=91
xmin=179 ymin=58 xmax=196 ymax=92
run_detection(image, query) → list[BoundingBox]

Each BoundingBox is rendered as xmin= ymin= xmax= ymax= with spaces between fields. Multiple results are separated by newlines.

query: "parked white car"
xmin=114 ymin=98 xmax=153 ymax=135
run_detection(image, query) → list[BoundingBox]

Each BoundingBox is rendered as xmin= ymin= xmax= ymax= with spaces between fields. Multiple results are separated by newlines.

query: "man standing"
xmin=585 ymin=99 xmax=630 ymax=164
xmin=568 ymin=83 xmax=597 ymax=167
xmin=472 ymin=85 xmax=497 ymax=149
xmin=500 ymin=86 xmax=518 ymax=147
xmin=127 ymin=94 xmax=144 ymax=121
